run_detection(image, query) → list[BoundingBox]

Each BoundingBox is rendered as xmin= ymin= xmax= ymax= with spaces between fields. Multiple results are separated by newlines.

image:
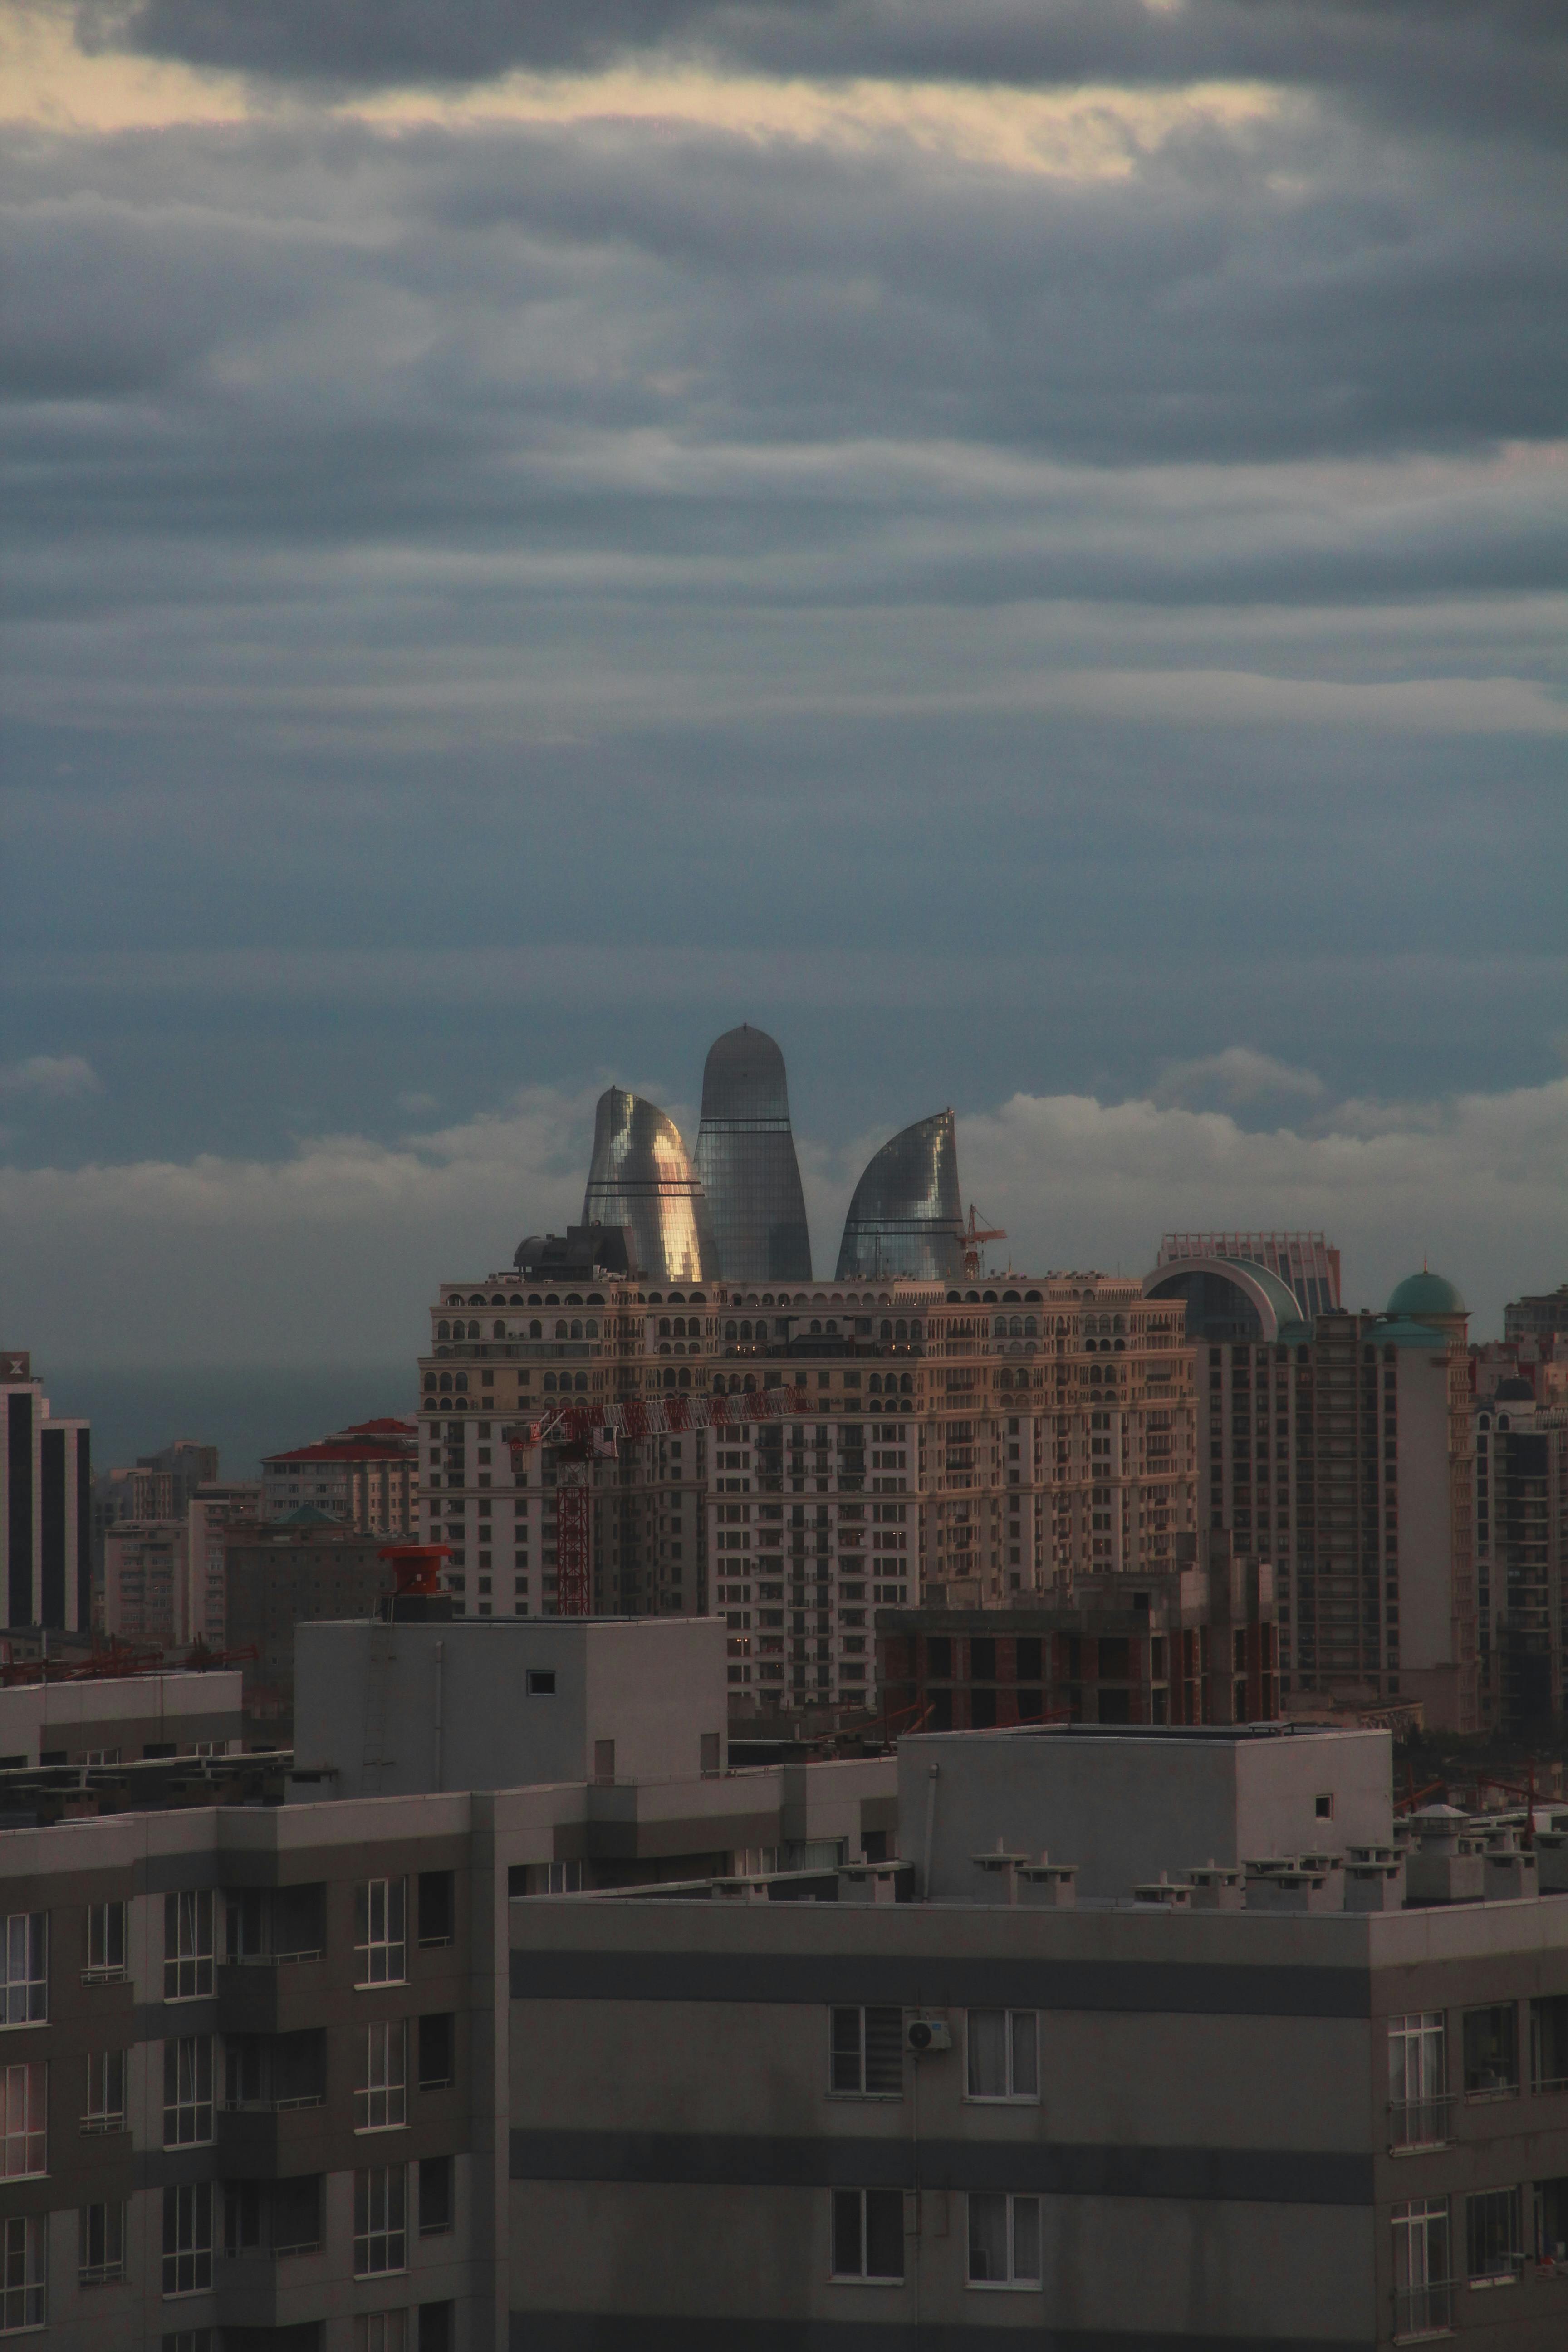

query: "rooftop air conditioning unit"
xmin=906 ymin=2017 xmax=952 ymax=2055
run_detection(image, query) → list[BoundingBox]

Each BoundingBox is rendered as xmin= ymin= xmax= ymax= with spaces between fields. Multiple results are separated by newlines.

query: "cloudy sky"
xmin=2 ymin=0 xmax=1565 ymax=1368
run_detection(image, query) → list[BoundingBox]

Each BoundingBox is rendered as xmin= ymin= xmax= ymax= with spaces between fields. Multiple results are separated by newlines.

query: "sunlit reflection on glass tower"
xmin=581 ymin=1087 xmax=717 ymax=1284
xmin=835 ymin=1108 xmax=966 ymax=1282
xmin=694 ymin=1024 xmax=813 ymax=1283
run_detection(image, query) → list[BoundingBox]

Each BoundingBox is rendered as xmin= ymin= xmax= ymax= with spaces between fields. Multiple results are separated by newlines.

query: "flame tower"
xmin=694 ymin=1024 xmax=813 ymax=1282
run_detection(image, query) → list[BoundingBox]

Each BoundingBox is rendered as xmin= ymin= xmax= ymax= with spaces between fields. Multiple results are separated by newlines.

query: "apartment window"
xmin=162 ymin=2182 xmax=213 ymax=2297
xmin=163 ymin=1891 xmax=214 ymax=2001
xmin=83 ymin=1902 xmax=126 ymax=1982
xmin=1466 ymin=2186 xmax=1524 ymax=2284
xmin=1388 ymin=2013 xmax=1450 ymax=2149
xmin=418 ymin=2153 xmax=454 ymax=2236
xmin=1392 ymin=2199 xmax=1451 ymax=2341
xmin=355 ymin=2317 xmax=409 ymax=2352
xmin=83 ymin=2048 xmax=127 ymax=2133
xmin=968 ymin=2191 xmax=1042 ymax=2287
xmin=830 ymin=2006 xmax=903 ymax=2097
xmin=0 ymin=1917 xmax=46 ymax=2026
xmin=0 ymin=2065 xmax=46 ymax=2178
xmin=418 ymin=2306 xmax=454 ymax=2352
xmin=1535 ymin=2176 xmax=1568 ymax=2264
xmin=418 ymin=2013 xmax=455 ymax=2091
xmin=162 ymin=2036 xmax=214 ymax=2147
xmin=223 ymin=2176 xmax=322 ymax=2259
xmin=1531 ymin=1995 xmax=1568 ymax=2092
xmin=1462 ymin=2004 xmax=1518 ymax=2098
xmin=355 ymin=1880 xmax=407 ymax=1987
xmin=160 ymin=2332 xmax=212 ymax=2352
xmin=416 ymin=1871 xmax=455 ymax=1947
xmin=355 ymin=2021 xmax=408 ymax=2132
xmin=831 ymin=2188 xmax=904 ymax=2282
xmin=78 ymin=2201 xmax=126 ymax=2285
xmin=355 ymin=2166 xmax=408 ymax=2276
xmin=966 ymin=2010 xmax=1039 ymax=2102
xmin=0 ymin=2215 xmax=45 ymax=2334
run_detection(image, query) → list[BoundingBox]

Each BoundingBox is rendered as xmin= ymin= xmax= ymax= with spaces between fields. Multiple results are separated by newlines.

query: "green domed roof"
xmin=1387 ymin=1270 xmax=1466 ymax=1319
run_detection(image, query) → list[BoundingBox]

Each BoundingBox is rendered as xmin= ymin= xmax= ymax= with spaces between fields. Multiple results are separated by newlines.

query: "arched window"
xmin=869 ymin=1374 xmax=882 ymax=1394
xmin=1113 ymin=1315 xmax=1126 ymax=1334
xmin=1009 ymin=1316 xmax=1021 ymax=1337
xmin=574 ymin=1372 xmax=588 ymax=1392
xmin=663 ymin=1368 xmax=676 ymax=1388
xmin=1024 ymin=1316 xmax=1037 ymax=1336
xmin=713 ymin=1376 xmax=725 ymax=1394
xmin=570 ymin=1319 xmax=583 ymax=1340
xmin=493 ymin=1321 xmax=505 ymax=1340
xmin=740 ymin=1320 xmax=752 ymax=1341
xmin=658 ymin=1318 xmax=670 ymax=1337
xmin=672 ymin=1317 xmax=685 ymax=1338
xmin=729 ymin=1376 xmax=742 ymax=1395
xmin=439 ymin=1373 xmax=451 ymax=1392
xmin=810 ymin=1320 xmax=821 ymax=1335
xmin=910 ymin=1321 xmax=922 ymax=1342
xmin=895 ymin=1319 xmax=907 ymax=1340
xmin=510 ymin=1294 xmax=524 ymax=1306
xmin=529 ymin=1320 xmax=542 ymax=1339
xmin=585 ymin=1319 xmax=598 ymax=1339
xmin=423 ymin=1372 xmax=436 ymax=1390
xmin=993 ymin=1315 xmax=1006 ymax=1337
xmin=900 ymin=1374 xmax=913 ymax=1394
xmin=454 ymin=1373 xmax=468 ymax=1393
xmin=659 ymin=1343 xmax=671 ymax=1356
xmin=679 ymin=1367 xmax=691 ymax=1389
xmin=825 ymin=1320 xmax=838 ymax=1335
xmin=554 ymin=1320 xmax=568 ymax=1340
xmin=469 ymin=1295 xmax=484 ymax=1307
xmin=491 ymin=1294 xmax=504 ymax=1306
xmin=725 ymin=1320 xmax=738 ymax=1341
xmin=544 ymin=1372 xmax=557 ymax=1391
xmin=880 ymin=1320 xmax=892 ymax=1340
xmin=436 ymin=1320 xmax=450 ymax=1340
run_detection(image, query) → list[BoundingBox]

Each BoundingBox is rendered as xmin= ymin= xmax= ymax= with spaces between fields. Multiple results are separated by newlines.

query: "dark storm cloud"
xmin=74 ymin=0 xmax=1568 ymax=145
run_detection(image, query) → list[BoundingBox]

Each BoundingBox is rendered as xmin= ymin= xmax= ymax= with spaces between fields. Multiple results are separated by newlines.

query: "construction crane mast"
xmin=962 ymin=1203 xmax=1007 ymax=1280
xmin=505 ymin=1385 xmax=810 ymax=1617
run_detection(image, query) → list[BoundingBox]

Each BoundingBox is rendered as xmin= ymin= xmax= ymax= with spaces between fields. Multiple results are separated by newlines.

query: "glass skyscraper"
xmin=693 ymin=1025 xmax=813 ymax=1283
xmin=835 ymin=1108 xmax=966 ymax=1282
xmin=581 ymin=1087 xmax=718 ymax=1285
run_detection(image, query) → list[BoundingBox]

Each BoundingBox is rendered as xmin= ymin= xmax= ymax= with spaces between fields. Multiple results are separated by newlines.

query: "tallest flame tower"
xmin=694 ymin=1024 xmax=813 ymax=1283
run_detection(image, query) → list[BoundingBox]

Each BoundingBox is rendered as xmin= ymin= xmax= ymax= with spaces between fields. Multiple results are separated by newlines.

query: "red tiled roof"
xmin=332 ymin=1419 xmax=417 ymax=1437
xmin=262 ymin=1440 xmax=415 ymax=1466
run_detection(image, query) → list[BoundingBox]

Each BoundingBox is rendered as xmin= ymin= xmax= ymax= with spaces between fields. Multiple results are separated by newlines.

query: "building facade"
xmin=834 ymin=1110 xmax=965 ymax=1283
xmin=261 ymin=1428 xmax=418 ymax=1534
xmin=0 ymin=1352 xmax=91 ymax=1635
xmin=579 ymin=1088 xmax=717 ymax=1285
xmin=102 ymin=1523 xmax=185 ymax=1648
xmin=1504 ymin=1284 xmax=1568 ymax=1346
xmin=416 ymin=1266 xmax=1196 ymax=1715
xmin=1142 ymin=1261 xmax=1477 ymax=1731
xmin=1475 ymin=1387 xmax=1568 ymax=1732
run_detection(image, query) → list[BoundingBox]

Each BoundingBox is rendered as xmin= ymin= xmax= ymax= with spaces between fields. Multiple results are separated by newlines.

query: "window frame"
xmin=162 ymin=2035 xmax=214 ymax=2149
xmin=0 ymin=1917 xmax=47 ymax=2029
xmin=163 ymin=1891 xmax=214 ymax=2003
xmin=1388 ymin=2011 xmax=1451 ymax=2151
xmin=967 ymin=2190 xmax=1043 ymax=2289
xmin=965 ymin=2009 xmax=1039 ymax=2104
xmin=829 ymin=2187 xmax=905 ymax=2284
xmin=355 ymin=2019 xmax=409 ymax=2134
xmin=78 ymin=2201 xmax=126 ymax=2287
xmin=161 ymin=2181 xmax=214 ymax=2298
xmin=1461 ymin=2003 xmax=1519 ymax=2101
xmin=0 ymin=2064 xmax=46 ymax=2181
xmin=83 ymin=1902 xmax=126 ymax=1984
xmin=0 ymin=2214 xmax=45 ymax=2335
xmin=83 ymin=2048 xmax=127 ymax=2135
xmin=354 ymin=1880 xmax=408 ymax=1989
xmin=353 ymin=2164 xmax=408 ymax=2278
xmin=828 ymin=2004 xmax=904 ymax=2100
xmin=1465 ymin=2184 xmax=1524 ymax=2286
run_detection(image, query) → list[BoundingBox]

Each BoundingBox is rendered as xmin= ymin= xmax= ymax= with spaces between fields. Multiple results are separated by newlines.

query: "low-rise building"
xmin=262 ymin=1423 xmax=418 ymax=1534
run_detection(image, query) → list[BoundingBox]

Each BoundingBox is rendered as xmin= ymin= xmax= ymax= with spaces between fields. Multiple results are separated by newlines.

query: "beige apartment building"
xmin=415 ymin=1252 xmax=1196 ymax=1715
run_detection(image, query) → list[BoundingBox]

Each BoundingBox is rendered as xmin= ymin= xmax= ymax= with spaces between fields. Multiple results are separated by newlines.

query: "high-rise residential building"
xmin=1145 ymin=1253 xmax=1475 ymax=1729
xmin=0 ymin=1348 xmax=91 ymax=1632
xmin=103 ymin=1521 xmax=186 ymax=1646
xmin=416 ymin=1260 xmax=1195 ymax=1715
xmin=183 ymin=1480 xmax=262 ymax=1647
xmin=1504 ymin=1281 xmax=1568 ymax=1344
xmin=261 ymin=1420 xmax=418 ymax=1531
xmin=1156 ymin=1230 xmax=1342 ymax=1322
xmin=1474 ymin=1382 xmax=1568 ymax=1731
xmin=580 ymin=1085 xmax=718 ymax=1284
xmin=693 ymin=1024 xmax=813 ymax=1281
xmin=835 ymin=1109 xmax=965 ymax=1282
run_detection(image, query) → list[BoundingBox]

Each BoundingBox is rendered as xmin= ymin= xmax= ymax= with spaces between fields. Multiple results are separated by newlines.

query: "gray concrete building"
xmin=1 ymin=1352 xmax=91 ymax=1636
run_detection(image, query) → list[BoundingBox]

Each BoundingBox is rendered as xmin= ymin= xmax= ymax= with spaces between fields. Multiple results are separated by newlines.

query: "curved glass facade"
xmin=835 ymin=1108 xmax=965 ymax=1283
xmin=580 ymin=1088 xmax=717 ymax=1284
xmin=694 ymin=1024 xmax=813 ymax=1282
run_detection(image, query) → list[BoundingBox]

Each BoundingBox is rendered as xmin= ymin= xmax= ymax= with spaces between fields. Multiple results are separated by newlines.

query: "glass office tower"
xmin=581 ymin=1088 xmax=718 ymax=1285
xmin=835 ymin=1108 xmax=966 ymax=1283
xmin=694 ymin=1025 xmax=813 ymax=1283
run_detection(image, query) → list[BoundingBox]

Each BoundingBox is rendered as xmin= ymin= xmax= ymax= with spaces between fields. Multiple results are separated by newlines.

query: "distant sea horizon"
xmin=39 ymin=1364 xmax=417 ymax=1480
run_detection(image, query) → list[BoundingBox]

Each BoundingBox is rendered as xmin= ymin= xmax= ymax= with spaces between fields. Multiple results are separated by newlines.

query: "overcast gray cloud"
xmin=2 ymin=2 xmax=1564 ymax=1365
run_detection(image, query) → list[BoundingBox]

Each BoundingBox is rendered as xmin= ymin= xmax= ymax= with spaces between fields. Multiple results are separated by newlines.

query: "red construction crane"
xmin=505 ymin=1385 xmax=811 ymax=1617
xmin=962 ymin=1203 xmax=1007 ymax=1279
